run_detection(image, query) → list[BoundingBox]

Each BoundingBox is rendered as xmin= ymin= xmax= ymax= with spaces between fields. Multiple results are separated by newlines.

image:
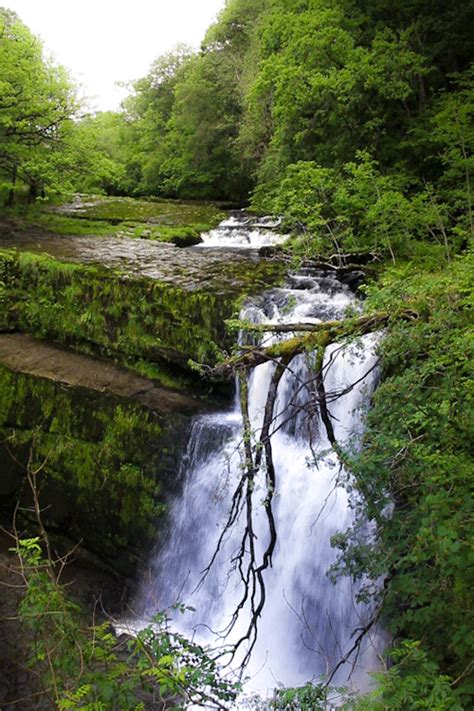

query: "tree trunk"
xmin=6 ymin=165 xmax=17 ymax=207
xmin=28 ymin=182 xmax=38 ymax=204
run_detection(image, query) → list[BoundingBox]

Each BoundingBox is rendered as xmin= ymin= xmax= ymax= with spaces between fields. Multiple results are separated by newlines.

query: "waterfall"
xmin=199 ymin=211 xmax=288 ymax=248
xmin=124 ymin=220 xmax=385 ymax=702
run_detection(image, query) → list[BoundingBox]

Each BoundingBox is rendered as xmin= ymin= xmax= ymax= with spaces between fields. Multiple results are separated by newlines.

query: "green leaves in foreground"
xmin=14 ymin=537 xmax=240 ymax=710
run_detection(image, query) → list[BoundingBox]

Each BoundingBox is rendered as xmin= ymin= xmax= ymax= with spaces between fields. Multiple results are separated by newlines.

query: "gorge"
xmin=1 ymin=207 xmax=386 ymax=706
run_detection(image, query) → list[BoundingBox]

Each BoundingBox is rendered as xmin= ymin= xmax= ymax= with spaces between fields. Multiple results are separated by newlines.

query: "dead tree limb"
xmin=325 ymin=603 xmax=383 ymax=687
xmin=218 ymin=358 xmax=294 ymax=668
xmin=213 ymin=309 xmax=418 ymax=378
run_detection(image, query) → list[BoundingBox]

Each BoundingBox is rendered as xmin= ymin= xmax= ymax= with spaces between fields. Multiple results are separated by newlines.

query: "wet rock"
xmin=338 ymin=269 xmax=366 ymax=291
xmin=0 ymin=229 xmax=284 ymax=375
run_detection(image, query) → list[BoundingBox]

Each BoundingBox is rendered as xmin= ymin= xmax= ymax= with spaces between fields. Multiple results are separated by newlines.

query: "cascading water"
xmin=199 ymin=212 xmax=288 ymax=248
xmin=124 ymin=219 xmax=384 ymax=702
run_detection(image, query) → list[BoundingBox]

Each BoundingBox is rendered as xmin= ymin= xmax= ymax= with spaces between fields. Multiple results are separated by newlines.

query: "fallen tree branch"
xmin=236 ymin=309 xmax=418 ymax=335
xmin=214 ymin=309 xmax=418 ymax=378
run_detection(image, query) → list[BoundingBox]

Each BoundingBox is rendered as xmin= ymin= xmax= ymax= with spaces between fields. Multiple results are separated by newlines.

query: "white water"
xmin=121 ymin=222 xmax=385 ymax=703
xmin=200 ymin=213 xmax=288 ymax=248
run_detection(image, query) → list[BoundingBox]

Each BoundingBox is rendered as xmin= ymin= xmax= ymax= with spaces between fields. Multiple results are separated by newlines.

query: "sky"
xmin=3 ymin=0 xmax=226 ymax=111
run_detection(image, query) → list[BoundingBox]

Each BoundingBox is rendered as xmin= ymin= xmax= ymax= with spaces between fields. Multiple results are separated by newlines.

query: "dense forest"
xmin=3 ymin=0 xmax=474 ymax=253
xmin=0 ymin=0 xmax=473 ymax=709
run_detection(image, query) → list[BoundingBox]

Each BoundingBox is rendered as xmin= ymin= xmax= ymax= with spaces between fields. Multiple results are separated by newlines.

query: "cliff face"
xmin=0 ymin=361 xmax=193 ymax=574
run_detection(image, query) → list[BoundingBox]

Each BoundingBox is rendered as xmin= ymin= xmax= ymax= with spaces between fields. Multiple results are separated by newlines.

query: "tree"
xmin=0 ymin=8 xmax=78 ymax=204
xmin=69 ymin=112 xmax=129 ymax=195
xmin=429 ymin=67 xmax=474 ymax=242
xmin=120 ymin=45 xmax=195 ymax=196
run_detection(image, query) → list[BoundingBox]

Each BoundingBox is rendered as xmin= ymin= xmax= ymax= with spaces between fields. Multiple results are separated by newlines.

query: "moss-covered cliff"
xmin=0 ymin=364 xmax=190 ymax=573
xmin=0 ymin=247 xmax=283 ymax=382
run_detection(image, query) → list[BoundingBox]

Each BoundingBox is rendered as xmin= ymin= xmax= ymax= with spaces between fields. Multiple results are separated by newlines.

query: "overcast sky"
xmin=4 ymin=0 xmax=226 ymax=111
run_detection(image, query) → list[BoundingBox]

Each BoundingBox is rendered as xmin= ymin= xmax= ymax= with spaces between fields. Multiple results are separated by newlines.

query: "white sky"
xmin=3 ymin=0 xmax=226 ymax=111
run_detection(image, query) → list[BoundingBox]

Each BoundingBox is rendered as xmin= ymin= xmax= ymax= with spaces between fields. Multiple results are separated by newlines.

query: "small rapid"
xmin=122 ymin=219 xmax=384 ymax=703
xmin=199 ymin=212 xmax=288 ymax=248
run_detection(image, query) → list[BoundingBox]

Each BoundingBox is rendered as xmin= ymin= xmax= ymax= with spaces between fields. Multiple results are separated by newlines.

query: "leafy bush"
xmin=13 ymin=537 xmax=240 ymax=709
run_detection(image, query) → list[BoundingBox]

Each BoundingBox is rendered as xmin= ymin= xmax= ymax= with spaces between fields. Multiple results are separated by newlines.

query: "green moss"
xmin=30 ymin=213 xmax=212 ymax=246
xmin=33 ymin=214 xmax=116 ymax=236
xmin=130 ymin=358 xmax=189 ymax=390
xmin=0 ymin=365 xmax=189 ymax=570
xmin=24 ymin=195 xmax=226 ymax=245
xmin=115 ymin=221 xmax=213 ymax=245
xmin=0 ymin=251 xmax=222 ymax=372
xmin=55 ymin=195 xmax=225 ymax=226
xmin=0 ymin=248 xmax=284 ymax=382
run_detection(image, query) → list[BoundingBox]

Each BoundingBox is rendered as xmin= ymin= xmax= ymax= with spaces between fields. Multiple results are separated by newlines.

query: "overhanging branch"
xmin=213 ymin=309 xmax=418 ymax=378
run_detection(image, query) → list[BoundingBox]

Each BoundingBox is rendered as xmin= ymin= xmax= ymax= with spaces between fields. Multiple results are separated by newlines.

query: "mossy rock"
xmin=0 ymin=247 xmax=285 ymax=381
xmin=0 ymin=365 xmax=191 ymax=574
xmin=33 ymin=194 xmax=226 ymax=244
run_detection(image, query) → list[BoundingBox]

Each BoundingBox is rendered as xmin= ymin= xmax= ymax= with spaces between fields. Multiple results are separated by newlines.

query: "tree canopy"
xmin=0 ymin=8 xmax=79 ymax=202
xmin=44 ymin=0 xmax=470 ymax=261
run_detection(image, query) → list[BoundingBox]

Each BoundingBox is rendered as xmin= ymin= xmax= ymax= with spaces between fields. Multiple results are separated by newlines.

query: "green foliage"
xmin=17 ymin=540 xmax=462 ymax=709
xmin=13 ymin=537 xmax=240 ymax=709
xmin=68 ymin=112 xmax=130 ymax=196
xmin=0 ymin=9 xmax=79 ymax=203
xmin=157 ymin=50 xmax=244 ymax=200
xmin=120 ymin=45 xmax=196 ymax=197
xmin=351 ymin=641 xmax=464 ymax=711
xmin=264 ymin=153 xmax=459 ymax=258
xmin=428 ymin=67 xmax=474 ymax=242
xmin=330 ymin=253 xmax=474 ymax=704
xmin=44 ymin=0 xmax=469 ymax=261
xmin=4 ymin=0 xmax=473 ymax=250
xmin=269 ymin=682 xmax=336 ymax=710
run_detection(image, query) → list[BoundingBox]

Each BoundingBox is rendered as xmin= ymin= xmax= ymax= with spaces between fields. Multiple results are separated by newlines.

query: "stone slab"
xmin=0 ymin=333 xmax=200 ymax=413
